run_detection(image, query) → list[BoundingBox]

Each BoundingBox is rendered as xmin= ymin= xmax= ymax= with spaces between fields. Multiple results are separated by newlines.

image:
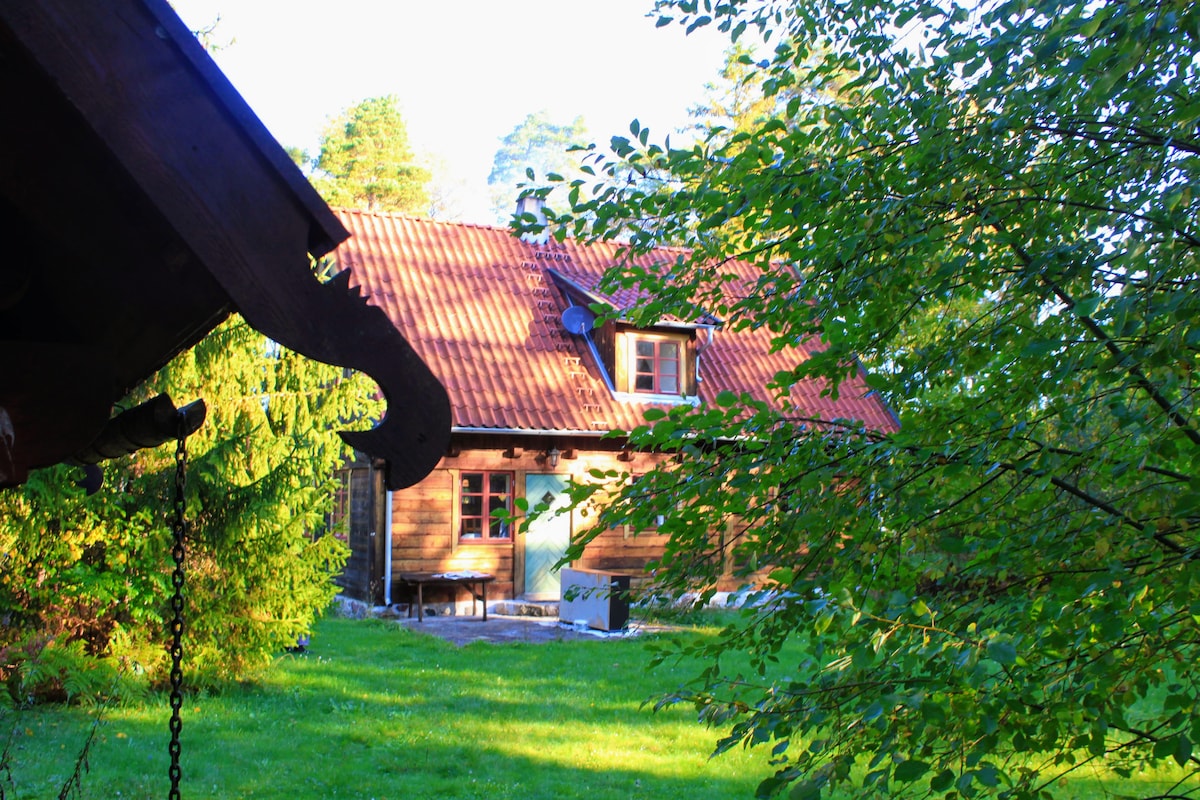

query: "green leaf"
xmin=1079 ymin=15 xmax=1102 ymax=37
xmin=1154 ymin=735 xmax=1177 ymax=761
xmin=1165 ymin=186 xmax=1185 ymax=212
xmin=862 ymin=372 xmax=890 ymax=391
xmin=937 ymin=536 xmax=966 ymax=554
xmin=930 ymin=769 xmax=955 ymax=791
xmin=986 ymin=640 xmax=1017 ymax=666
xmin=1073 ymin=295 xmax=1102 ymax=317
xmin=921 ymin=700 xmax=947 ymax=725
xmin=788 ymin=779 xmax=823 ymax=800
xmin=1174 ymin=735 xmax=1193 ymax=767
xmin=894 ymin=760 xmax=931 ymax=782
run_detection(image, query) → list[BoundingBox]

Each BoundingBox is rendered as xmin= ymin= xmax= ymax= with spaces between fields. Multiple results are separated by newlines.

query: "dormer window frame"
xmin=626 ymin=329 xmax=686 ymax=396
xmin=544 ymin=268 xmax=713 ymax=406
xmin=612 ymin=323 xmax=699 ymax=403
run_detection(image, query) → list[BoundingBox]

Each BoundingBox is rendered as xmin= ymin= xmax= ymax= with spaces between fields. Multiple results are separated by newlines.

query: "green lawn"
xmin=2 ymin=616 xmax=1193 ymax=799
xmin=2 ymin=617 xmax=770 ymax=799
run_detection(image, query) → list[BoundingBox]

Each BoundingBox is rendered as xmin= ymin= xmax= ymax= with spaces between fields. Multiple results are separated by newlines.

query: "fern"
xmin=0 ymin=641 xmax=130 ymax=800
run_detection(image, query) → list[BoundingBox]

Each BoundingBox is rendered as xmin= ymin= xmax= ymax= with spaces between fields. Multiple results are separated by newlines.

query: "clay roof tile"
xmin=335 ymin=209 xmax=898 ymax=436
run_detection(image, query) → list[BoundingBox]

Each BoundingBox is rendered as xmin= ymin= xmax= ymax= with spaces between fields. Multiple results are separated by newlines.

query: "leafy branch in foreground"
xmin=536 ymin=0 xmax=1200 ymax=797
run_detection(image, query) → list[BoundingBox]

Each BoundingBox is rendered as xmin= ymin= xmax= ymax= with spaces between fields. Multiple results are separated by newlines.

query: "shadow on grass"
xmin=7 ymin=618 xmax=1194 ymax=799
xmin=2 ymin=617 xmax=764 ymax=800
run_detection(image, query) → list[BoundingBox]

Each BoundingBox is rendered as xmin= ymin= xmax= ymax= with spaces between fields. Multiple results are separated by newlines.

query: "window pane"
xmin=635 ymin=340 xmax=655 ymax=356
xmin=659 ymin=358 xmax=678 ymax=376
xmin=636 ymin=357 xmax=654 ymax=373
xmin=461 ymin=494 xmax=482 ymax=517
xmin=635 ymin=374 xmax=654 ymax=391
xmin=460 ymin=519 xmax=482 ymax=538
xmin=461 ymin=473 xmax=482 ymax=494
xmin=488 ymin=516 xmax=509 ymax=538
xmin=489 ymin=473 xmax=511 ymax=495
xmin=484 ymin=489 xmax=508 ymax=537
xmin=660 ymin=341 xmax=679 ymax=358
xmin=660 ymin=374 xmax=678 ymax=394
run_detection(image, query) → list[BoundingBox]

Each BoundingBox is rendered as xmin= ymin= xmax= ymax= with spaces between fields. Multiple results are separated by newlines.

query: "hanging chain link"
xmin=167 ymin=419 xmax=189 ymax=800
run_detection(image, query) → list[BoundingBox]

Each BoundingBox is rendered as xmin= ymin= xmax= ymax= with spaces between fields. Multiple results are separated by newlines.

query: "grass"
xmin=2 ymin=616 xmax=1195 ymax=799
xmin=2 ymin=616 xmax=770 ymax=799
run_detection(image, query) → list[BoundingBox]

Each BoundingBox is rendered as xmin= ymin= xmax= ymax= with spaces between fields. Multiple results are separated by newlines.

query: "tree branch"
xmin=987 ymin=219 xmax=1200 ymax=451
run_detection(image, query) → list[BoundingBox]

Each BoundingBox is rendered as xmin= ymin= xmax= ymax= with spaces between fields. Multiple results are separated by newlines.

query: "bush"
xmin=0 ymin=317 xmax=378 ymax=699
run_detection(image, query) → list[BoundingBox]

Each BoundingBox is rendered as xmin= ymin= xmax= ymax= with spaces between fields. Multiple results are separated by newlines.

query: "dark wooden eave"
xmin=0 ymin=0 xmax=450 ymax=491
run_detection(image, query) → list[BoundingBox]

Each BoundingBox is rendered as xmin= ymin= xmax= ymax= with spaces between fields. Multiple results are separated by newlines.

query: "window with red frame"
xmin=459 ymin=471 xmax=513 ymax=541
xmin=632 ymin=337 xmax=681 ymax=394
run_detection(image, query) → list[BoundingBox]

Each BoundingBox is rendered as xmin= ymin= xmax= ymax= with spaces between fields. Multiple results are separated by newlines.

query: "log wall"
xmin=386 ymin=439 xmax=676 ymax=601
xmin=381 ymin=436 xmax=773 ymax=604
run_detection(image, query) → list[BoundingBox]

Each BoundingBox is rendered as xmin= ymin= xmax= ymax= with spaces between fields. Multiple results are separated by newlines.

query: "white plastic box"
xmin=559 ymin=567 xmax=631 ymax=631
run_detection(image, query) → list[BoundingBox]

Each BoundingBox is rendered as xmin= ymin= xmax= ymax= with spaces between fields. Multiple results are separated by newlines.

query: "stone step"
xmin=492 ymin=600 xmax=560 ymax=618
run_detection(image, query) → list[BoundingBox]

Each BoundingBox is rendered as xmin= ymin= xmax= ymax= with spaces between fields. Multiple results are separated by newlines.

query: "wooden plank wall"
xmin=385 ymin=441 xmax=765 ymax=602
xmin=335 ymin=466 xmax=374 ymax=600
xmin=573 ymin=525 xmax=671 ymax=572
xmin=389 ymin=449 xmax=516 ymax=602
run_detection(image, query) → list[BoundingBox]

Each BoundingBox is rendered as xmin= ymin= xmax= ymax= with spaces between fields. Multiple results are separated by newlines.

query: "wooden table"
xmin=397 ymin=572 xmax=495 ymax=622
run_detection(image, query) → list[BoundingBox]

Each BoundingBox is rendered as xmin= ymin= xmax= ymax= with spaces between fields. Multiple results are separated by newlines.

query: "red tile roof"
xmin=335 ymin=210 xmax=899 ymax=436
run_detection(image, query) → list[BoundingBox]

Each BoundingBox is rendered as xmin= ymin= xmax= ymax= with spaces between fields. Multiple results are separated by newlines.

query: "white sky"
xmin=170 ymin=0 xmax=731 ymax=223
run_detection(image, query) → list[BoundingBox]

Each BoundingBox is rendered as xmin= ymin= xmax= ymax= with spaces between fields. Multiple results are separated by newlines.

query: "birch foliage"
xmin=536 ymin=0 xmax=1200 ymax=796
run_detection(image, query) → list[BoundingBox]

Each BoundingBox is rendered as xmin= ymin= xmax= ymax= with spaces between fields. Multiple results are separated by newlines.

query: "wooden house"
xmin=331 ymin=209 xmax=899 ymax=607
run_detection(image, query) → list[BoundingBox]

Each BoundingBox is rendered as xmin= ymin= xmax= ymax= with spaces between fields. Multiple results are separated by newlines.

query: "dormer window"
xmin=614 ymin=327 xmax=694 ymax=399
xmin=544 ymin=268 xmax=710 ymax=404
xmin=632 ymin=335 xmax=681 ymax=394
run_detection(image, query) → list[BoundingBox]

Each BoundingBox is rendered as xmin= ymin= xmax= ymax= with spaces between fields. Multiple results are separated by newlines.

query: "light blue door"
xmin=524 ymin=473 xmax=571 ymax=599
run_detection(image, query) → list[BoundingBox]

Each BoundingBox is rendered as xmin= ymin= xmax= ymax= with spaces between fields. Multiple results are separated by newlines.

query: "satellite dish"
xmin=561 ymin=305 xmax=595 ymax=335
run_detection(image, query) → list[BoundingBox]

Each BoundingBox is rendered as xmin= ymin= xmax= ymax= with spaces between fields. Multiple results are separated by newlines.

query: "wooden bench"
xmin=397 ymin=571 xmax=495 ymax=622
